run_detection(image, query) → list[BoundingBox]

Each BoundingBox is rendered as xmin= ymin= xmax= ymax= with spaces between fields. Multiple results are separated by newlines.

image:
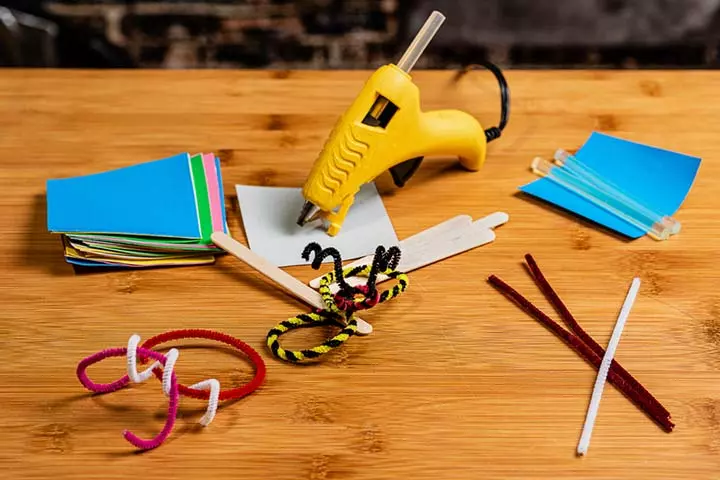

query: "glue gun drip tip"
xmin=297 ymin=201 xmax=321 ymax=226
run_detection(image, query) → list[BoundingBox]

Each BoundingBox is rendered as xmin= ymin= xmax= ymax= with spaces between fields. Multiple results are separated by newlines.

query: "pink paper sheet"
xmin=202 ymin=153 xmax=224 ymax=233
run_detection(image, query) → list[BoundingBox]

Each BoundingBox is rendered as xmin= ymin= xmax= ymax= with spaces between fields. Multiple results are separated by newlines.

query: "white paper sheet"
xmin=235 ymin=183 xmax=399 ymax=267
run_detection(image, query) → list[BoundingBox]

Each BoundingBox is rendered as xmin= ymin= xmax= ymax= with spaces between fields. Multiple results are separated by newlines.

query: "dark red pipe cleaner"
xmin=140 ymin=329 xmax=266 ymax=401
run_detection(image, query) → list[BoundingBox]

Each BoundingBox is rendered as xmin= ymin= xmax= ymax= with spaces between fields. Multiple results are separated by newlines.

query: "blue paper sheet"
xmin=47 ymin=153 xmax=202 ymax=239
xmin=519 ymin=132 xmax=701 ymax=238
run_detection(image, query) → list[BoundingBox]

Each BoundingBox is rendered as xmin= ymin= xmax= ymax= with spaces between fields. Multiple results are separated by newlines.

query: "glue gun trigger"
xmin=389 ymin=156 xmax=424 ymax=188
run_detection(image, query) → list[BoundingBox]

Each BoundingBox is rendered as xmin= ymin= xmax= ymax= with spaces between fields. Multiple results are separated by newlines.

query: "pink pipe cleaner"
xmin=76 ymin=346 xmax=179 ymax=450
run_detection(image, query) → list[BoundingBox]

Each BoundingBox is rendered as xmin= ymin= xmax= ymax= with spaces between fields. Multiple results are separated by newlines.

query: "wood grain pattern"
xmin=1 ymin=70 xmax=719 ymax=479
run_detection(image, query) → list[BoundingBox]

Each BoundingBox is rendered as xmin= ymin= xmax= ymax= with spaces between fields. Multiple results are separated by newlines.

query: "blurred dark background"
xmin=2 ymin=0 xmax=720 ymax=68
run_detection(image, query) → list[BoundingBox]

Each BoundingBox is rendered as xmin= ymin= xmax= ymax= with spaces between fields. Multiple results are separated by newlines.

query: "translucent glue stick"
xmin=553 ymin=149 xmax=681 ymax=236
xmin=531 ymin=157 xmax=675 ymax=240
xmin=396 ymin=11 xmax=445 ymax=73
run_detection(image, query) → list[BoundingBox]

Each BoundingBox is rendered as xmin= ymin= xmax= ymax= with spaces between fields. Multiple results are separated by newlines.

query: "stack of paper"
xmin=47 ymin=153 xmax=228 ymax=268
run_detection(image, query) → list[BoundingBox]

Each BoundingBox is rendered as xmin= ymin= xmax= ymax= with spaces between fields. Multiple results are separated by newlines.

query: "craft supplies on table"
xmin=47 ymin=153 xmax=228 ymax=268
xmin=31 ymin=32 xmax=688 ymax=462
xmin=520 ymin=132 xmax=701 ymax=240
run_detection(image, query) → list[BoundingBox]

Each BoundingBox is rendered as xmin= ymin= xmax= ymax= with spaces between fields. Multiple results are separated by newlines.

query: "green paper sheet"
xmin=189 ymin=154 xmax=213 ymax=243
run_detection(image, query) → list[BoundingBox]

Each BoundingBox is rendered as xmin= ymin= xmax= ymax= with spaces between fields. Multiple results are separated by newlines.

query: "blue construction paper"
xmin=519 ymin=132 xmax=701 ymax=238
xmin=47 ymin=153 xmax=202 ymax=238
xmin=215 ymin=156 xmax=228 ymax=232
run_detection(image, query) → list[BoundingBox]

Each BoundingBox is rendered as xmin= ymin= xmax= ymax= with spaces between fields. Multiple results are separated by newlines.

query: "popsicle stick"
xmin=398 ymin=214 xmax=473 ymax=247
xmin=394 ymin=215 xmax=475 ymax=254
xmin=473 ymin=211 xmax=510 ymax=230
xmin=211 ymin=232 xmax=373 ymax=335
xmin=371 ymin=214 xmax=473 ymax=260
xmin=347 ymin=223 xmax=494 ymax=289
xmin=309 ymin=215 xmax=472 ymax=289
xmin=309 ymin=212 xmax=508 ymax=290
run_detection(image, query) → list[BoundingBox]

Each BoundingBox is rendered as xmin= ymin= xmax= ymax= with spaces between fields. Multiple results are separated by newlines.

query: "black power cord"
xmin=455 ymin=60 xmax=511 ymax=143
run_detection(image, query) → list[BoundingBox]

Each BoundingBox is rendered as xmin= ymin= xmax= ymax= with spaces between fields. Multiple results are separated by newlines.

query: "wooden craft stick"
xmin=376 ymin=214 xmax=475 ymax=264
xmin=211 ymin=232 xmax=373 ymax=335
xmin=307 ymin=215 xmax=469 ymax=289
xmin=309 ymin=212 xmax=509 ymax=290
xmin=397 ymin=214 xmax=473 ymax=248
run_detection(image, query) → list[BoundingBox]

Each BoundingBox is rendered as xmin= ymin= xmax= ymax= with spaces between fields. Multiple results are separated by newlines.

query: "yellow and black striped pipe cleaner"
xmin=266 ymin=243 xmax=409 ymax=363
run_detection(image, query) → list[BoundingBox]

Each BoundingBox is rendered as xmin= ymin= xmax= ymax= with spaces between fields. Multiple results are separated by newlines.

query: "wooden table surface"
xmin=1 ymin=69 xmax=719 ymax=479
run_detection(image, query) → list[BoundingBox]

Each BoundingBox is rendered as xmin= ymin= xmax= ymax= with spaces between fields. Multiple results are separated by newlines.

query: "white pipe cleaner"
xmin=125 ymin=334 xmax=221 ymax=427
xmin=127 ymin=333 xmax=162 ymax=383
xmin=189 ymin=379 xmax=221 ymax=426
xmin=577 ymin=277 xmax=641 ymax=456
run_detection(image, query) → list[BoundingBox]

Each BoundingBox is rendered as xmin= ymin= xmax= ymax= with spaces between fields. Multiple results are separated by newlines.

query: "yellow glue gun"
xmin=297 ymin=11 xmax=509 ymax=236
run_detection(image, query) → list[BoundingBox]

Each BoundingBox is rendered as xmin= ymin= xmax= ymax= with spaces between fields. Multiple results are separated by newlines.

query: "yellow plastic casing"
xmin=301 ymin=63 xmax=487 ymax=236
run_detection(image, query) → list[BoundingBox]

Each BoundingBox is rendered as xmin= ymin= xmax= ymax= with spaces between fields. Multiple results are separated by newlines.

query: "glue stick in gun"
xmin=296 ymin=10 xmax=510 ymax=236
xmin=531 ymin=154 xmax=679 ymax=241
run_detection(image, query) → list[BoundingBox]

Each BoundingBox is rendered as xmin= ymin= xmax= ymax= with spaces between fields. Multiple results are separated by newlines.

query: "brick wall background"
xmin=3 ymin=0 xmax=720 ymax=68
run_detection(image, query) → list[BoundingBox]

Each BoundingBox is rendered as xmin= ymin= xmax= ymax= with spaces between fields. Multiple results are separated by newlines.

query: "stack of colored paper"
xmin=47 ymin=153 xmax=228 ymax=268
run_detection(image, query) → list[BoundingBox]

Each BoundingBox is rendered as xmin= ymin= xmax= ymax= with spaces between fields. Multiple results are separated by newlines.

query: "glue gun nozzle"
xmin=297 ymin=201 xmax=321 ymax=227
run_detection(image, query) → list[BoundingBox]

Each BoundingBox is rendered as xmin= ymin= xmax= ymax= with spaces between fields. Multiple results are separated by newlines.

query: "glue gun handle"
xmin=418 ymin=109 xmax=487 ymax=171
